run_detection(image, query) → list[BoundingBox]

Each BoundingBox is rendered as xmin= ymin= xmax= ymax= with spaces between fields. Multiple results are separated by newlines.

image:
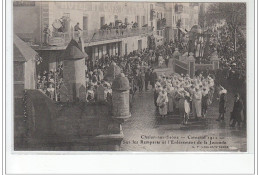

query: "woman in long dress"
xmin=178 ymin=91 xmax=185 ymax=119
xmin=192 ymin=87 xmax=202 ymax=119
xmin=201 ymin=87 xmax=209 ymax=118
xmin=183 ymin=94 xmax=191 ymax=124
xmin=167 ymin=87 xmax=175 ymax=113
xmin=157 ymin=89 xmax=168 ymax=118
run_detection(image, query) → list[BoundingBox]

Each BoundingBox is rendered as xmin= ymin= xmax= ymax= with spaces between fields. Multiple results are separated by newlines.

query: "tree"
xmin=205 ymin=3 xmax=246 ymax=52
xmin=198 ymin=3 xmax=206 ymax=29
xmin=176 ymin=19 xmax=182 ymax=41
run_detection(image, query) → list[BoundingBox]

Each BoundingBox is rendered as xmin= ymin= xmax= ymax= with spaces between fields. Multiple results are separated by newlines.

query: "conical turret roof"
xmin=63 ymin=39 xmax=85 ymax=60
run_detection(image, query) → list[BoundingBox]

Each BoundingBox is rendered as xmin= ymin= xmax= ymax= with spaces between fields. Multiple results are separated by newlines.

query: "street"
xmin=121 ymin=68 xmax=246 ymax=152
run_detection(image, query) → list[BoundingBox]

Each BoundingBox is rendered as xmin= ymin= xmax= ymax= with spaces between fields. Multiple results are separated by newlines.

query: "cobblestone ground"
xmin=120 ymin=68 xmax=247 ymax=152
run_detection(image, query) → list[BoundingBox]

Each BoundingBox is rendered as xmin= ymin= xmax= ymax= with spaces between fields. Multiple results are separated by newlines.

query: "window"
xmin=142 ymin=16 xmax=145 ymax=26
xmin=137 ymin=16 xmax=140 ymax=27
xmin=138 ymin=40 xmax=142 ymax=51
xmin=83 ymin=16 xmax=88 ymax=30
xmin=100 ymin=16 xmax=105 ymax=28
xmin=150 ymin=4 xmax=153 ymax=9
xmin=125 ymin=18 xmax=128 ymax=24
xmin=114 ymin=15 xmax=118 ymax=22
xmin=125 ymin=43 xmax=127 ymax=55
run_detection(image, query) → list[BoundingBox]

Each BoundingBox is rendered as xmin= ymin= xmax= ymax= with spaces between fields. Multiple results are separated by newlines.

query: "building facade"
xmin=14 ymin=1 xmax=163 ymax=71
xmin=164 ymin=2 xmax=199 ymax=42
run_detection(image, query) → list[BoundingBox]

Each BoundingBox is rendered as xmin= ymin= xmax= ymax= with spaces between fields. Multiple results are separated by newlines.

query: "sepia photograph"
xmin=13 ymin=1 xmax=247 ymax=152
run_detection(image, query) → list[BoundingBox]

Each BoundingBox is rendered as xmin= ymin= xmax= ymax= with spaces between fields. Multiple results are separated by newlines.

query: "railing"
xmin=51 ymin=27 xmax=153 ymax=45
xmin=175 ymin=59 xmax=188 ymax=70
xmin=195 ymin=64 xmax=213 ymax=70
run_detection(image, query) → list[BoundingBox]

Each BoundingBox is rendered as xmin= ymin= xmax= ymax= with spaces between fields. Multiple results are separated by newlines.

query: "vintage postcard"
xmin=13 ymin=1 xmax=248 ymax=152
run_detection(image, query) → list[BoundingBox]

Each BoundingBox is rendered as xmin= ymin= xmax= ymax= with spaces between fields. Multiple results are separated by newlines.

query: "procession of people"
xmin=153 ymin=72 xmax=215 ymax=124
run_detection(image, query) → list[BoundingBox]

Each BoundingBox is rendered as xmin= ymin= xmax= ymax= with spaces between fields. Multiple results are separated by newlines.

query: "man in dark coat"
xmin=216 ymin=90 xmax=227 ymax=121
xmin=137 ymin=71 xmax=144 ymax=92
xmin=150 ymin=69 xmax=158 ymax=89
xmin=230 ymin=93 xmax=244 ymax=127
xmin=145 ymin=68 xmax=150 ymax=91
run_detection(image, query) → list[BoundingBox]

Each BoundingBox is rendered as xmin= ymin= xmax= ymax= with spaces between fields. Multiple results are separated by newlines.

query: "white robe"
xmin=167 ymin=90 xmax=175 ymax=113
xmin=157 ymin=93 xmax=168 ymax=115
xmin=184 ymin=99 xmax=190 ymax=115
xmin=192 ymin=91 xmax=202 ymax=117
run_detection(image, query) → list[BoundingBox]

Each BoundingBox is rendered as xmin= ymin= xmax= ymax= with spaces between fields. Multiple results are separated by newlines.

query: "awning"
xmin=179 ymin=28 xmax=187 ymax=34
xmin=13 ymin=34 xmax=39 ymax=62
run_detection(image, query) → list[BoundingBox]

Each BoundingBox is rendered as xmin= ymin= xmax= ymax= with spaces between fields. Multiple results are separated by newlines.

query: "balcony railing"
xmin=51 ymin=27 xmax=153 ymax=45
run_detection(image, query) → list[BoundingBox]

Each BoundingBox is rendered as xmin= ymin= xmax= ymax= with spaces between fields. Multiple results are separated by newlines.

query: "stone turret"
xmin=111 ymin=73 xmax=131 ymax=120
xmin=61 ymin=39 xmax=86 ymax=102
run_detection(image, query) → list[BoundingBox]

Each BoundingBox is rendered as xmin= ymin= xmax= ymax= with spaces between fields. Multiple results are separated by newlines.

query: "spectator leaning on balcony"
xmin=74 ymin=22 xmax=82 ymax=42
xmin=74 ymin=22 xmax=82 ymax=32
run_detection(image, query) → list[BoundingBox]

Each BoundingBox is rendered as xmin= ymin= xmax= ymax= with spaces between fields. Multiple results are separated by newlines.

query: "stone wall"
xmin=14 ymin=90 xmax=123 ymax=151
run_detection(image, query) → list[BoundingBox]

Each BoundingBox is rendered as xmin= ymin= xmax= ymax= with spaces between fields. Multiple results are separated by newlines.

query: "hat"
xmin=220 ymin=89 xmax=227 ymax=94
xmin=234 ymin=93 xmax=240 ymax=97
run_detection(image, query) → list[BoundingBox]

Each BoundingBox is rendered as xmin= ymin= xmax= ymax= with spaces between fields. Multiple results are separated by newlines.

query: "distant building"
xmin=164 ymin=2 xmax=199 ymax=42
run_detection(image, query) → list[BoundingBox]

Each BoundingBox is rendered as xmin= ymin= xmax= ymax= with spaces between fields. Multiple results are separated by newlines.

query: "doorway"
xmin=100 ymin=17 xmax=105 ymax=28
xmin=138 ymin=40 xmax=142 ymax=51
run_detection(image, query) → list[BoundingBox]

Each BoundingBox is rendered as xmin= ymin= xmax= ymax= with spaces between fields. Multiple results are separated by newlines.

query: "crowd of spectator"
xmin=36 ymin=41 xmax=178 ymax=103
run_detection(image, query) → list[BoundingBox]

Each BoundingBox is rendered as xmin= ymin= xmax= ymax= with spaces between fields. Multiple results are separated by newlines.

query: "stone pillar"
xmin=115 ymin=43 xmax=118 ymax=55
xmin=211 ymin=50 xmax=220 ymax=70
xmin=98 ymin=46 xmax=102 ymax=59
xmin=94 ymin=47 xmax=98 ymax=64
xmin=103 ymin=45 xmax=106 ymax=55
xmin=63 ymin=58 xmax=86 ymax=102
xmin=187 ymin=52 xmax=195 ymax=78
xmin=111 ymin=73 xmax=131 ymax=120
xmin=48 ymin=58 xmax=56 ymax=71
xmin=109 ymin=44 xmax=113 ymax=56
xmin=48 ymin=53 xmax=57 ymax=71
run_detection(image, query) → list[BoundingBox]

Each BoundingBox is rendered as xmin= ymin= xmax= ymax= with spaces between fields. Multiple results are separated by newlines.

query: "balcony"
xmin=52 ymin=27 xmax=153 ymax=46
xmin=29 ymin=27 xmax=153 ymax=50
